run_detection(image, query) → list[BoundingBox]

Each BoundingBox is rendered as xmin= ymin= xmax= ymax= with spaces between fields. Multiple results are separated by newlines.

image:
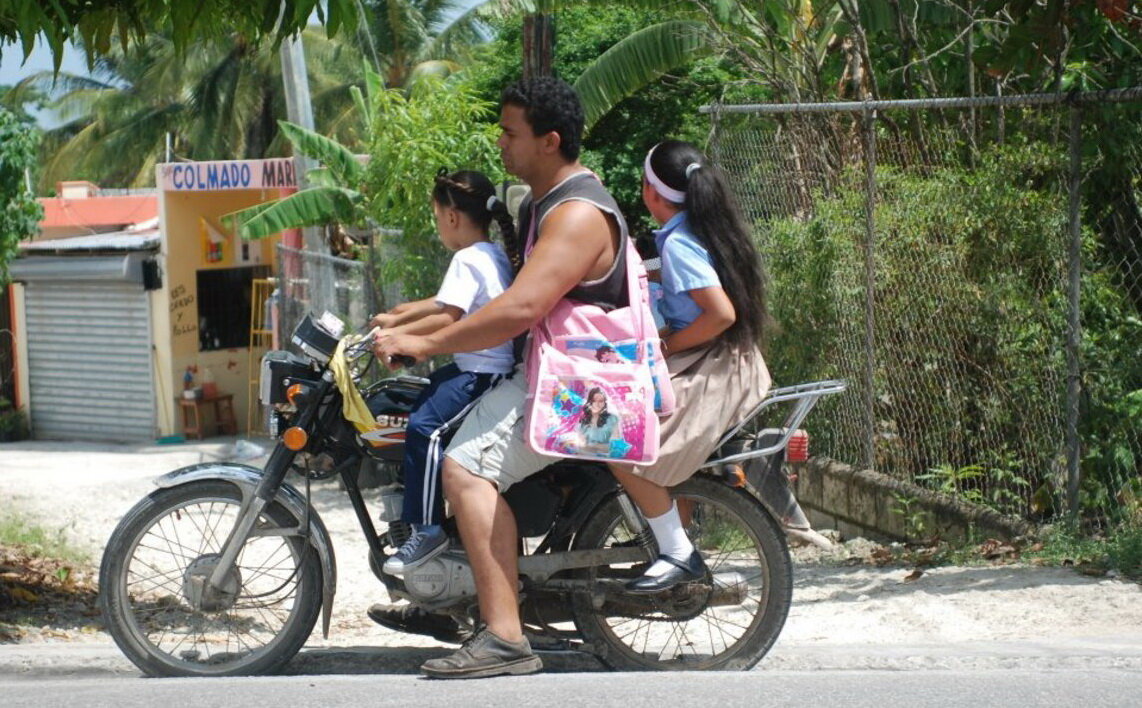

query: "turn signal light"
xmin=286 ymin=383 xmax=308 ymax=405
xmin=282 ymin=426 xmax=309 ymax=451
xmin=721 ymin=463 xmax=747 ymax=488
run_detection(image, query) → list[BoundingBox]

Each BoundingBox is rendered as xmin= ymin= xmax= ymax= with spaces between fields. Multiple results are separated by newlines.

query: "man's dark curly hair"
xmin=500 ymin=77 xmax=584 ymax=161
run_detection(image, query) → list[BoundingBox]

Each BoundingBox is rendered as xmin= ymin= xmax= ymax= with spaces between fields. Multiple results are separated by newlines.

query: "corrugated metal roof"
xmin=20 ymin=228 xmax=160 ymax=253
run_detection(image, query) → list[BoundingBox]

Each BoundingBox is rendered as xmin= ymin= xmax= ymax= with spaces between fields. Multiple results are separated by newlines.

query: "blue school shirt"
xmin=653 ymin=211 xmax=720 ymax=332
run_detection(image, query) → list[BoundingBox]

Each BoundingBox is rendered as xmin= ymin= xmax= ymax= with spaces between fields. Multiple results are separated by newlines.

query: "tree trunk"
xmin=522 ymin=13 xmax=554 ymax=80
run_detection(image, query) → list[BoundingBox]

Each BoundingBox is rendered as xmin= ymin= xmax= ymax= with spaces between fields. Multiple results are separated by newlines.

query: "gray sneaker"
xmin=420 ymin=626 xmax=543 ymax=679
xmin=383 ymin=526 xmax=448 ymax=576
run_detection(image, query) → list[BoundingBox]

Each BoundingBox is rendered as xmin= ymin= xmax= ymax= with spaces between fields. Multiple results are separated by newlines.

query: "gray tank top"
xmin=519 ymin=171 xmax=628 ymax=309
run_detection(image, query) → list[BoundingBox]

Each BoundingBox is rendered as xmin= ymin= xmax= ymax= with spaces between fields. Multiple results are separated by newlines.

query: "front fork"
xmin=205 ymin=376 xmax=334 ymax=596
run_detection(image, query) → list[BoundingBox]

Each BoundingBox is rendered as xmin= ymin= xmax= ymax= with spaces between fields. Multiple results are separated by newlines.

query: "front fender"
xmin=155 ymin=463 xmax=338 ymax=638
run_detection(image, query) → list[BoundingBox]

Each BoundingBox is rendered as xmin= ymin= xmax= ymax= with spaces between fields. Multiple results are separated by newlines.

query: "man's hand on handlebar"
xmin=373 ymin=330 xmax=428 ymax=370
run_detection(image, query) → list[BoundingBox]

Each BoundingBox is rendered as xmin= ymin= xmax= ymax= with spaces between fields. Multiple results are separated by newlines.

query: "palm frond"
xmin=573 ymin=20 xmax=713 ymax=131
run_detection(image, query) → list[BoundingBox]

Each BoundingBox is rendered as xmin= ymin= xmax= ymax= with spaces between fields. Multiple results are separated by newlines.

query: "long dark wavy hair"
xmin=579 ymin=387 xmax=612 ymax=428
xmin=646 ymin=140 xmax=768 ymax=349
xmin=432 ymin=168 xmax=521 ymax=272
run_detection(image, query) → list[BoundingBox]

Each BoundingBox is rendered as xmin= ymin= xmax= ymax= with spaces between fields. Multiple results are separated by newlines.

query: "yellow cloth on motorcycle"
xmin=329 ymin=335 xmax=376 ymax=434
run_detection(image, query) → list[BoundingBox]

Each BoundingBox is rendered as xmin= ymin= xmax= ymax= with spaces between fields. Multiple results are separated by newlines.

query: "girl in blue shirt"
xmin=611 ymin=140 xmax=772 ymax=593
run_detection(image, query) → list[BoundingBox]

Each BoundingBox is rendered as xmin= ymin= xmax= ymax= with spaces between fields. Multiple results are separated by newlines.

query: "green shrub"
xmin=1108 ymin=523 xmax=1142 ymax=580
xmin=362 ymin=76 xmax=505 ymax=300
xmin=759 ymin=139 xmax=1138 ymax=522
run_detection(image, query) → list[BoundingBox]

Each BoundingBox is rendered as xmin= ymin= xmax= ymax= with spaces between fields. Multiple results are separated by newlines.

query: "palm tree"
xmin=350 ymin=0 xmax=500 ymax=87
xmin=497 ymin=0 xmax=716 ymax=130
xmin=25 ymin=29 xmax=365 ymax=190
xmin=380 ymin=0 xmax=717 ymax=130
xmin=227 ymin=1 xmax=722 ymax=234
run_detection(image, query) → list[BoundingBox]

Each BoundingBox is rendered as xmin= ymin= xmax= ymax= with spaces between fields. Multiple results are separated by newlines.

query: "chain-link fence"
xmin=708 ymin=88 xmax=1142 ymax=530
xmin=275 ymin=244 xmax=376 ymax=347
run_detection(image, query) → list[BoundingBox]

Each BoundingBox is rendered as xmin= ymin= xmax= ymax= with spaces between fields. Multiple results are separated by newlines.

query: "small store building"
xmin=8 ymin=161 xmax=299 ymax=442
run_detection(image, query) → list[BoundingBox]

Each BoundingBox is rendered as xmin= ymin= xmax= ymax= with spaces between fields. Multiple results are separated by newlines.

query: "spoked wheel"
xmin=571 ymin=475 xmax=792 ymax=671
xmin=99 ymin=480 xmax=322 ymax=677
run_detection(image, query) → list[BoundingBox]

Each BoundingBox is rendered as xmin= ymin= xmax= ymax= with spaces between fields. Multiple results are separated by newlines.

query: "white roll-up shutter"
xmin=23 ymin=281 xmax=156 ymax=442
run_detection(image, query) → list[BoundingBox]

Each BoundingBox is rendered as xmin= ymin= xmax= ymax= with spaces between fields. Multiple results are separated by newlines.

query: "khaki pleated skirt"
xmin=631 ymin=342 xmax=771 ymax=487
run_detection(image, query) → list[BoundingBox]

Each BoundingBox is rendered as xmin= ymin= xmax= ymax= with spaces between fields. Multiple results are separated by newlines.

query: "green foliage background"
xmin=465 ymin=4 xmax=757 ymax=241
xmin=761 ymin=137 xmax=1140 ymax=524
xmin=0 ymin=107 xmax=42 ymax=283
xmin=361 ymin=76 xmax=506 ymax=299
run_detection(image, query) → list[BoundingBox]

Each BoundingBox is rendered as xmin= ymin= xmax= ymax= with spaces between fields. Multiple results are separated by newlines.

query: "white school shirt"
xmin=434 ymin=240 xmax=515 ymax=374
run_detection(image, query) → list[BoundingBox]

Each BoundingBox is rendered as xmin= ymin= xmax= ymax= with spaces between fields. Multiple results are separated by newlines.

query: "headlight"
xmin=259 ymin=350 xmax=316 ymax=405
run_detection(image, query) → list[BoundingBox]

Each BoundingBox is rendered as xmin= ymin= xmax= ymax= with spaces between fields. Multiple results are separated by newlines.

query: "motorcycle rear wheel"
xmin=571 ymin=474 xmax=792 ymax=670
xmin=99 ymin=480 xmax=322 ymax=677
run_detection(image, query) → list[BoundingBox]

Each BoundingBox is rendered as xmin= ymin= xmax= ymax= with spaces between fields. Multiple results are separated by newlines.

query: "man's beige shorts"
xmin=444 ymin=371 xmax=553 ymax=491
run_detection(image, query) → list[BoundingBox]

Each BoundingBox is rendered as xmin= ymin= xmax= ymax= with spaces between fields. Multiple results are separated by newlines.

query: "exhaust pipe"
xmin=707 ymin=571 xmax=748 ymax=606
xmin=598 ymin=571 xmax=750 ymax=615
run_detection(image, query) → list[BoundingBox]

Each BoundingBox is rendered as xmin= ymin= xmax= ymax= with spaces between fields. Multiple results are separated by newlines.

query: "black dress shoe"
xmin=367 ymin=603 xmax=470 ymax=644
xmin=624 ymin=550 xmax=708 ymax=594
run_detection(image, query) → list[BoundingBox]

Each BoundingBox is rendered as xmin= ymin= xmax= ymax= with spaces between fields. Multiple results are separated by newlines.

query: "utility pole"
xmin=279 ymin=33 xmax=327 ymax=255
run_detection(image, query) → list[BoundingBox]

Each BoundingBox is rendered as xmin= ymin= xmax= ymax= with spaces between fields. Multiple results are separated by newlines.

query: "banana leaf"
xmin=574 ymin=20 xmax=712 ymax=131
xmin=278 ymin=120 xmax=366 ymax=186
xmin=224 ymin=186 xmax=364 ymax=239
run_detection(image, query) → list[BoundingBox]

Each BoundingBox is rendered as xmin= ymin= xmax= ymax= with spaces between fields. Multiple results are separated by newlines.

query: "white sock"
xmin=643 ymin=501 xmax=695 ymax=578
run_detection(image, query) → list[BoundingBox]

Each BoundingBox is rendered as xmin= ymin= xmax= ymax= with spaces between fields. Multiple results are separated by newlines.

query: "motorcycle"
xmin=98 ymin=313 xmax=844 ymax=676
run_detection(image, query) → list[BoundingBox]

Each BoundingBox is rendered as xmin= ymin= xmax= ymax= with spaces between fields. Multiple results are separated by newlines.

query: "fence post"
xmin=862 ymin=107 xmax=878 ymax=472
xmin=1066 ymin=105 xmax=1083 ymax=518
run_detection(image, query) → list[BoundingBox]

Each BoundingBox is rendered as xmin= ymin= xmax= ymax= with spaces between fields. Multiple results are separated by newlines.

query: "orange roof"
xmin=39 ymin=194 xmax=158 ymax=230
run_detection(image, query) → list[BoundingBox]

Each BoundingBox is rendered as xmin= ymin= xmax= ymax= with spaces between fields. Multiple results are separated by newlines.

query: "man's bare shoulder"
xmin=533 ymin=198 xmax=619 ymax=282
xmin=540 ymin=199 xmax=614 ymax=245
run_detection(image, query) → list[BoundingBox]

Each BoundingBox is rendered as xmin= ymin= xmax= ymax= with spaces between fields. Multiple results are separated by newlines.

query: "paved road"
xmin=4 ymin=635 xmax=1142 ymax=679
xmin=3 ymin=666 xmax=1140 ymax=708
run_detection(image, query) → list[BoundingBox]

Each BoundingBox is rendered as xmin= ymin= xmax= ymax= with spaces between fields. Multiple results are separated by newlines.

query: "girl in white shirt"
xmin=370 ymin=169 xmax=516 ymax=575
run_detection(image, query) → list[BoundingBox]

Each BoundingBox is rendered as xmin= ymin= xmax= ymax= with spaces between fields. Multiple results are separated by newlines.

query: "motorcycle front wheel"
xmin=571 ymin=474 xmax=792 ymax=671
xmin=99 ymin=480 xmax=322 ymax=677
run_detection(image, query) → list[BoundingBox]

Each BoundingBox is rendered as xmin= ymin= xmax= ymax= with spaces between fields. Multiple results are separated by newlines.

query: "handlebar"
xmin=339 ymin=330 xmax=417 ymax=370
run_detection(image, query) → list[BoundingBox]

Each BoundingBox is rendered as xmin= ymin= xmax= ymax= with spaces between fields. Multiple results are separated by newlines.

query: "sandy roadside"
xmin=1 ymin=436 xmax=1140 ymax=669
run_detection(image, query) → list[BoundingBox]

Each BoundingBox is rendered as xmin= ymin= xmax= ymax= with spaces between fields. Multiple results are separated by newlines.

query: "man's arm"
xmin=375 ymin=201 xmax=616 ymax=363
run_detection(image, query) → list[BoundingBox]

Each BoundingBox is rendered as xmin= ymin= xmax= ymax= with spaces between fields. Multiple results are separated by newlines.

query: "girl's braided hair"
xmin=433 ymin=168 xmax=521 ymax=273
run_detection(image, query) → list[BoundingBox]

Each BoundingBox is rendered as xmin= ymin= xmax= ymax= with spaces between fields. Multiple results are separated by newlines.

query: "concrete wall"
xmin=792 ymin=457 xmax=1035 ymax=543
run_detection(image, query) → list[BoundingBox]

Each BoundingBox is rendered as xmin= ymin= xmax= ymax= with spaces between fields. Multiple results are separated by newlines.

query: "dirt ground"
xmin=1 ymin=437 xmax=1140 ymax=662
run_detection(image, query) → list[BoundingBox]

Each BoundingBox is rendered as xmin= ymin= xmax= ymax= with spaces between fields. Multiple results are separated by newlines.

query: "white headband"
xmin=644 ymin=144 xmax=687 ymax=203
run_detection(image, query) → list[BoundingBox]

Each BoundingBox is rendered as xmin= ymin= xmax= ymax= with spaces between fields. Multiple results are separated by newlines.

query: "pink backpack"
xmin=525 ymin=234 xmax=675 ymax=465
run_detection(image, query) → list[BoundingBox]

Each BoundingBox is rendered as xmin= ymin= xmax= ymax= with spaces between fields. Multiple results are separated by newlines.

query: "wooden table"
xmin=178 ymin=392 xmax=238 ymax=440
